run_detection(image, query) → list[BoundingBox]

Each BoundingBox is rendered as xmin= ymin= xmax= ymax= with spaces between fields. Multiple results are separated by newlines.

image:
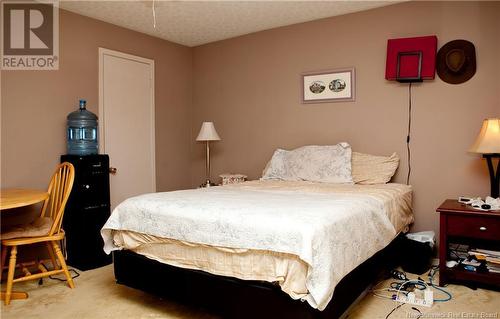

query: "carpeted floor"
xmin=1 ymin=265 xmax=499 ymax=319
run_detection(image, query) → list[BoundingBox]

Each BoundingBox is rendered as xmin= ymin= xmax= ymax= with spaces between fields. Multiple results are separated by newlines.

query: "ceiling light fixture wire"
xmin=152 ymin=0 xmax=157 ymax=29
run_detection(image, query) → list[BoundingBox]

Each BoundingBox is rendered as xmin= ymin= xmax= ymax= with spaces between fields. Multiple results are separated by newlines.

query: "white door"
xmin=99 ymin=48 xmax=155 ymax=210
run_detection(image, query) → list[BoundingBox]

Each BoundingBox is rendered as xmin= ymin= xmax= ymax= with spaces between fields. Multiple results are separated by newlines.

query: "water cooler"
xmin=62 ymin=100 xmax=111 ymax=270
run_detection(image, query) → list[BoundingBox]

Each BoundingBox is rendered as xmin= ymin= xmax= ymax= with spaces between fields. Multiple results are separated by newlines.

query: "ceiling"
xmin=59 ymin=1 xmax=402 ymax=47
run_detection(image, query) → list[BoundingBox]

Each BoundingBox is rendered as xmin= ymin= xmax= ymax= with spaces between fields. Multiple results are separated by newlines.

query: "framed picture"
xmin=301 ymin=67 xmax=355 ymax=103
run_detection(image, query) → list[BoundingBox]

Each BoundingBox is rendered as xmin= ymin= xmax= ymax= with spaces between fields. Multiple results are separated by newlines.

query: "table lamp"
xmin=196 ymin=122 xmax=221 ymax=188
xmin=469 ymin=118 xmax=500 ymax=198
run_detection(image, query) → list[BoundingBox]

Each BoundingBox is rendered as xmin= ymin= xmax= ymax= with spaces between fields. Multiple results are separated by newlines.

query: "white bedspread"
xmin=101 ymin=181 xmax=412 ymax=310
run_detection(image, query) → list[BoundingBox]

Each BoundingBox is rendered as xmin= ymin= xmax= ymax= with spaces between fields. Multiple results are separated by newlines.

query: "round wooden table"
xmin=1 ymin=188 xmax=48 ymax=210
xmin=1 ymin=188 xmax=48 ymax=302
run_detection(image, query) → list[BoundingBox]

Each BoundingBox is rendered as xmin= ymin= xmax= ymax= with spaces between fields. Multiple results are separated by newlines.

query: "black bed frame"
xmin=113 ymin=234 xmax=404 ymax=319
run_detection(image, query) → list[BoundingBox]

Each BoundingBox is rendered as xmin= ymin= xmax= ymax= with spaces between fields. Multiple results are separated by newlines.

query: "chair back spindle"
xmin=39 ymin=162 xmax=75 ymax=236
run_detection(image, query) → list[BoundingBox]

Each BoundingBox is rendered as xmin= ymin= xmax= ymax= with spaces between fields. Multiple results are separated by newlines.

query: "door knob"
xmin=109 ymin=167 xmax=117 ymax=175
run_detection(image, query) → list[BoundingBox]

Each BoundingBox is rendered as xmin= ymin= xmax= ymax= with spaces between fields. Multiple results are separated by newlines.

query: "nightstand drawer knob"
xmin=479 ymin=226 xmax=487 ymax=231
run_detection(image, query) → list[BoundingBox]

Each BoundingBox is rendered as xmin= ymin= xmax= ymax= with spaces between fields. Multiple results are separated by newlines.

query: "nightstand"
xmin=437 ymin=199 xmax=500 ymax=288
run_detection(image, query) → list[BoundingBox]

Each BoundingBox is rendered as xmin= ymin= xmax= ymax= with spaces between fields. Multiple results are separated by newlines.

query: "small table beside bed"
xmin=101 ymin=144 xmax=413 ymax=318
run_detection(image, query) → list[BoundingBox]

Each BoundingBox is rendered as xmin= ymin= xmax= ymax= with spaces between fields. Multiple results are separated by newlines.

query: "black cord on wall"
xmin=406 ymin=82 xmax=413 ymax=185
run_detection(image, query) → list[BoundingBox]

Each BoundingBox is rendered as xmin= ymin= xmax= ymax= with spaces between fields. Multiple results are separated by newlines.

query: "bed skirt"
xmin=112 ymin=233 xmax=404 ymax=319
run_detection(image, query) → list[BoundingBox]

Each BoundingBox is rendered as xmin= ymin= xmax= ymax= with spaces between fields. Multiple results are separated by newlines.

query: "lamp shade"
xmin=469 ymin=118 xmax=500 ymax=154
xmin=196 ymin=122 xmax=221 ymax=141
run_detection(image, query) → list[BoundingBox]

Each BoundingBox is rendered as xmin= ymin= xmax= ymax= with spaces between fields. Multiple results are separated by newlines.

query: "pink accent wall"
xmin=191 ymin=1 xmax=500 ymax=235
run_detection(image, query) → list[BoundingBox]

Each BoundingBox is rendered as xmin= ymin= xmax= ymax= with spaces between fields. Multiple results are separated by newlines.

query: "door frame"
xmin=98 ymin=47 xmax=156 ymax=192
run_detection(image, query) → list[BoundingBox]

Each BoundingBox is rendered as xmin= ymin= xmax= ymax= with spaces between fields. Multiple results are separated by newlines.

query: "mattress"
xmin=102 ymin=180 xmax=413 ymax=310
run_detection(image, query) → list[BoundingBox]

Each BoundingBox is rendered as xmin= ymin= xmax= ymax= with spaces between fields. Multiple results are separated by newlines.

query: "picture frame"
xmin=301 ymin=67 xmax=355 ymax=103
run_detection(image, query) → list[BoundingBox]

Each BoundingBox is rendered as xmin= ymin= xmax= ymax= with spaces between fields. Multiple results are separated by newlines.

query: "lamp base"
xmin=483 ymin=154 xmax=500 ymax=198
xmin=199 ymin=180 xmax=217 ymax=188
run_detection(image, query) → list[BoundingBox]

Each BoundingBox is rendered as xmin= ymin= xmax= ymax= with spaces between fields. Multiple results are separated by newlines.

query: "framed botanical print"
xmin=301 ymin=68 xmax=355 ymax=103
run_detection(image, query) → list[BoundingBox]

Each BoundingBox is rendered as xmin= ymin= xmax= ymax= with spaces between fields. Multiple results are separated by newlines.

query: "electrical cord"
xmin=49 ymin=268 xmax=80 ymax=282
xmin=450 ymin=249 xmax=463 ymax=260
xmin=374 ymin=268 xmax=451 ymax=319
xmin=372 ymin=268 xmax=452 ymax=303
xmin=370 ymin=279 xmax=399 ymax=299
xmin=374 ymin=277 xmax=428 ymax=319
xmin=449 ymin=243 xmax=468 ymax=261
xmin=406 ymin=82 xmax=412 ymax=185
xmin=385 ymin=303 xmax=423 ymax=319
xmin=385 ymin=279 xmax=428 ymax=319
xmin=428 ymin=266 xmax=452 ymax=302
xmin=390 ymin=280 xmax=426 ymax=291
xmin=412 ymin=307 xmax=423 ymax=319
xmin=386 ymin=302 xmax=404 ymax=319
xmin=395 ymin=279 xmax=428 ymax=302
xmin=39 ymin=263 xmax=80 ymax=282
xmin=372 ymin=292 xmax=396 ymax=300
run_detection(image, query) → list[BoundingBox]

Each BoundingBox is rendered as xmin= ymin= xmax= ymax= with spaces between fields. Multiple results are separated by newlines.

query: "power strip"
xmin=395 ymin=289 xmax=433 ymax=307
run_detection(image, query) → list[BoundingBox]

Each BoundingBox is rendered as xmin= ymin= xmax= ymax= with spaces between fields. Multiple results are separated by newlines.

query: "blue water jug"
xmin=67 ymin=99 xmax=98 ymax=155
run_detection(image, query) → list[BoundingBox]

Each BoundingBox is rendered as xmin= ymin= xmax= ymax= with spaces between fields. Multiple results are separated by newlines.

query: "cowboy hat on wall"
xmin=436 ymin=39 xmax=476 ymax=84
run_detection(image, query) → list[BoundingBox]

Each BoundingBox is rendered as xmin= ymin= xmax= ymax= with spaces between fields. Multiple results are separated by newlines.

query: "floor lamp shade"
xmin=196 ymin=122 xmax=220 ymax=187
xmin=196 ymin=122 xmax=221 ymax=141
xmin=469 ymin=118 xmax=500 ymax=198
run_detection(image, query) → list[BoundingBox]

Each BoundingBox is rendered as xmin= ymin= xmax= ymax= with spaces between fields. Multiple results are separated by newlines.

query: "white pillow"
xmin=261 ymin=149 xmax=298 ymax=181
xmin=261 ymin=143 xmax=353 ymax=184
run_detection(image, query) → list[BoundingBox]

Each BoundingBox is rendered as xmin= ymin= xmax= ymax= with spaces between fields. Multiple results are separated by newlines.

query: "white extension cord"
xmin=395 ymin=288 xmax=433 ymax=307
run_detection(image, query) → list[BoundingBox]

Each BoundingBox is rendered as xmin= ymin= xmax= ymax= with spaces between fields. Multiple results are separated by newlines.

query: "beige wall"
xmin=1 ymin=10 xmax=192 ymax=254
xmin=1 ymin=9 xmax=193 ymax=193
xmin=191 ymin=1 xmax=500 ymax=236
xmin=1 ymin=2 xmax=499 ymax=242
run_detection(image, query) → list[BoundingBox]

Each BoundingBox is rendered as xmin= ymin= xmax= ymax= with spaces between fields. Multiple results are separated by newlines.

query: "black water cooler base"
xmin=61 ymin=154 xmax=112 ymax=271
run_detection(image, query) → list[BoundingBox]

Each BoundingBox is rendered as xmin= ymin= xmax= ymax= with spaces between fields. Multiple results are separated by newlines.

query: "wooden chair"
xmin=1 ymin=162 xmax=75 ymax=305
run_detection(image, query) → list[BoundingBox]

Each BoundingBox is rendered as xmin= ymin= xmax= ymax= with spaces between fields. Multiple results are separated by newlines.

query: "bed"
xmin=101 ymin=179 xmax=413 ymax=318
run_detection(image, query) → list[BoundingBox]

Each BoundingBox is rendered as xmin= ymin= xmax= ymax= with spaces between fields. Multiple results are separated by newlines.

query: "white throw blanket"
xmin=102 ymin=181 xmax=412 ymax=310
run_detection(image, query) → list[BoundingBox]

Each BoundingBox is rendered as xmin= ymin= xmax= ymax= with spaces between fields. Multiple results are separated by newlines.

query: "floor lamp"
xmin=469 ymin=118 xmax=500 ymax=198
xmin=196 ymin=122 xmax=221 ymax=188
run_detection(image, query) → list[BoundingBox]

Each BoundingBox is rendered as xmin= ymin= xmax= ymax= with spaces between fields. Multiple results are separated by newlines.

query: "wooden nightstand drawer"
xmin=447 ymin=214 xmax=500 ymax=241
